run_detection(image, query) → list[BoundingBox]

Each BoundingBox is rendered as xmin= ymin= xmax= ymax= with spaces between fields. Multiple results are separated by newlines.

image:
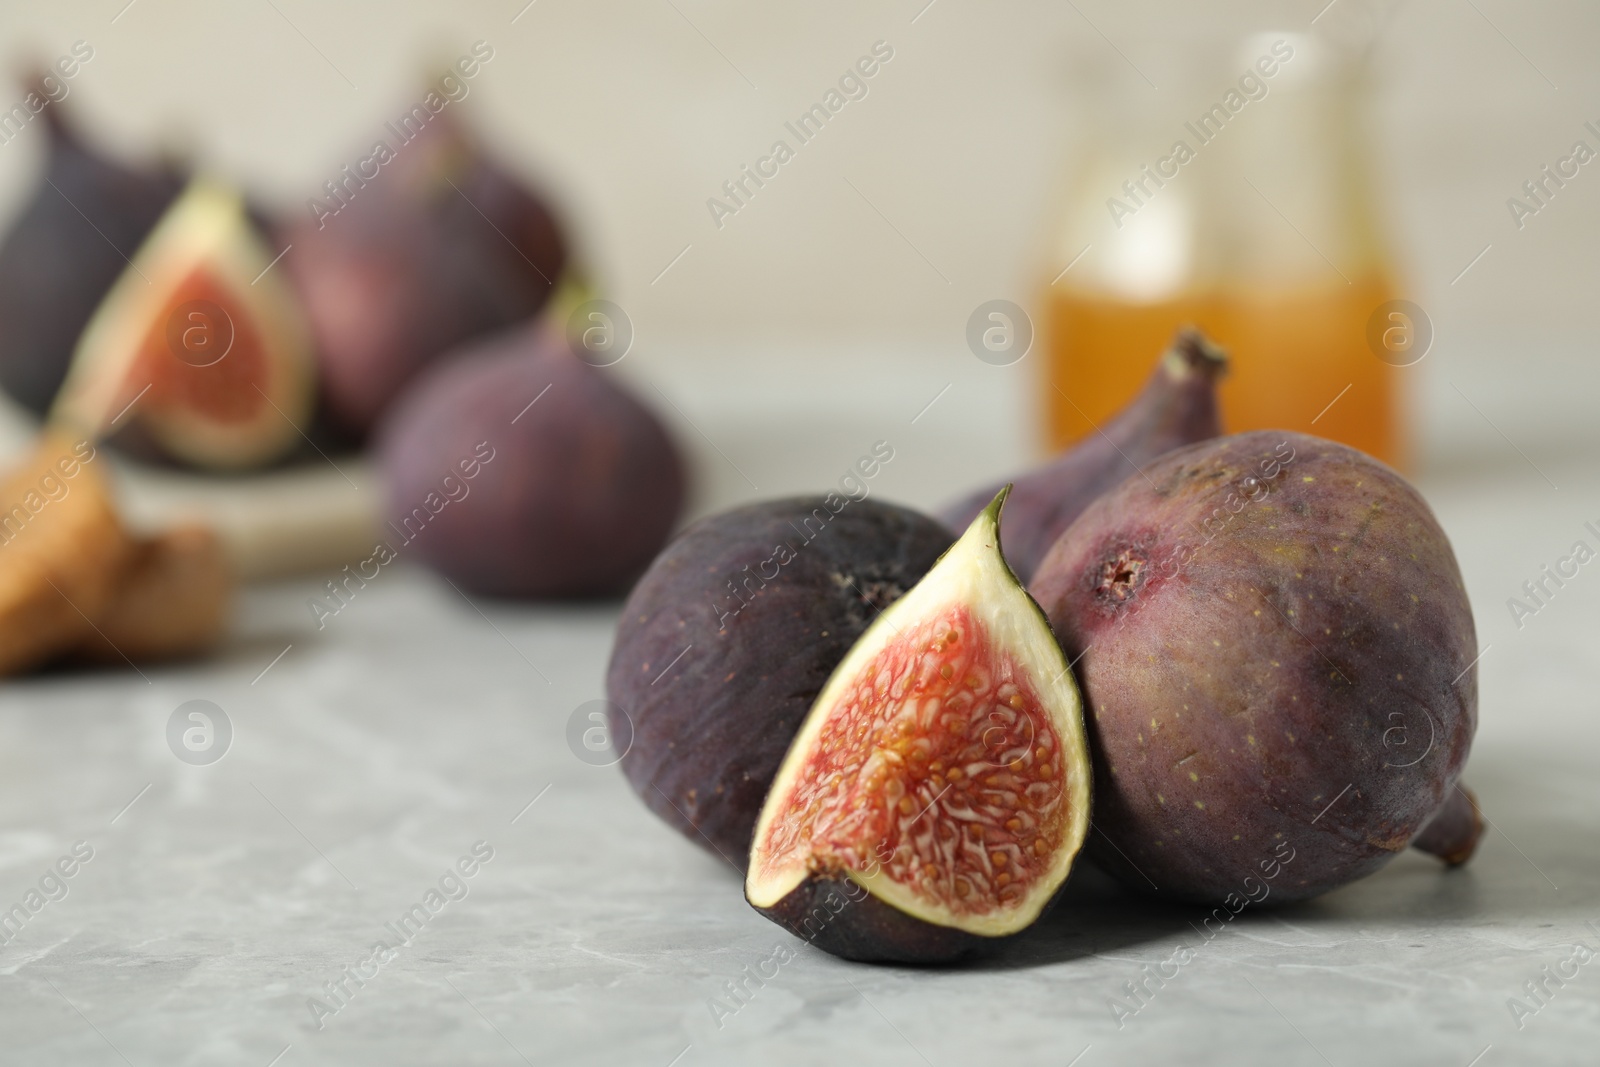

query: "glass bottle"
xmin=1042 ymin=26 xmax=1405 ymax=468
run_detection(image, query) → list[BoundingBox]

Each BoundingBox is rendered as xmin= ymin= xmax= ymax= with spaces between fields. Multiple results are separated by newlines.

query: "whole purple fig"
xmin=376 ymin=324 xmax=681 ymax=598
xmin=283 ymin=107 xmax=566 ymax=437
xmin=1032 ymin=431 xmax=1478 ymax=903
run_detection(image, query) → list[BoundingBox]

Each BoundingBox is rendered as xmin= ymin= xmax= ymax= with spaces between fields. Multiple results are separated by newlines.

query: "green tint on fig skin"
xmin=0 ymin=92 xmax=183 ymax=415
xmin=938 ymin=328 xmax=1226 ymax=585
xmin=1032 ymin=431 xmax=1478 ymax=904
xmin=606 ymin=498 xmax=953 ymax=867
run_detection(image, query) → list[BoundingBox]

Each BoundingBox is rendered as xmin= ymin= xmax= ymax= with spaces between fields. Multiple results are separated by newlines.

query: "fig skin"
xmin=758 ymin=875 xmax=987 ymax=965
xmin=0 ymin=99 xmax=183 ymax=415
xmin=1409 ymin=784 xmax=1483 ymax=866
xmin=1032 ymin=431 xmax=1477 ymax=903
xmin=376 ymin=324 xmax=682 ymax=599
xmin=281 ymin=108 xmax=567 ymax=437
xmin=939 ymin=328 xmax=1225 ymax=584
xmin=606 ymin=497 xmax=953 ymax=867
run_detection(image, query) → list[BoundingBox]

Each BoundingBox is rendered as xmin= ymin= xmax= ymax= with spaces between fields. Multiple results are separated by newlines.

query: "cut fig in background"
xmin=0 ymin=84 xmax=184 ymax=416
xmin=746 ymin=489 xmax=1091 ymax=963
xmin=51 ymin=180 xmax=314 ymax=471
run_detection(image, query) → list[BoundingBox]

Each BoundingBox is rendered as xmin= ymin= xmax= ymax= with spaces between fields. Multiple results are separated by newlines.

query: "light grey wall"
xmin=0 ymin=0 xmax=1594 ymax=493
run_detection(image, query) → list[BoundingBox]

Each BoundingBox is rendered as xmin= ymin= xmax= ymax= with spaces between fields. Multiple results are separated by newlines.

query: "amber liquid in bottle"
xmin=1043 ymin=26 xmax=1404 ymax=468
xmin=1043 ymin=271 xmax=1405 ymax=470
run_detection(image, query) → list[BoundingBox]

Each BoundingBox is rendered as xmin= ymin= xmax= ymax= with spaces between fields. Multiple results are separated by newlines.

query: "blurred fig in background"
xmin=282 ymin=107 xmax=568 ymax=438
xmin=80 ymin=523 xmax=231 ymax=664
xmin=0 ymin=83 xmax=183 ymax=416
xmin=51 ymin=180 xmax=316 ymax=471
xmin=377 ymin=324 xmax=684 ymax=599
xmin=0 ymin=433 xmax=134 ymax=675
xmin=939 ymin=328 xmax=1226 ymax=585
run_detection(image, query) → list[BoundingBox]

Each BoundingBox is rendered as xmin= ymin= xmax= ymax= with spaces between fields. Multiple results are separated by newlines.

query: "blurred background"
xmin=1 ymin=0 xmax=1596 ymax=519
xmin=0 ymin=3 xmax=1597 ymax=1062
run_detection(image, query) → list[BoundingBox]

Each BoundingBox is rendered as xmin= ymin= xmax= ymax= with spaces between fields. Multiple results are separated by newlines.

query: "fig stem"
xmin=1165 ymin=327 xmax=1228 ymax=382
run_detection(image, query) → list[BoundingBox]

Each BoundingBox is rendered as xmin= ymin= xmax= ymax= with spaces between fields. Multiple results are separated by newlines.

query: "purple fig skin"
xmin=939 ymin=328 xmax=1226 ymax=585
xmin=1409 ymin=784 xmax=1483 ymax=866
xmin=282 ymin=108 xmax=567 ymax=437
xmin=376 ymin=325 xmax=682 ymax=598
xmin=0 ymin=96 xmax=183 ymax=415
xmin=1032 ymin=431 xmax=1478 ymax=903
xmin=606 ymin=498 xmax=952 ymax=868
xmin=754 ymin=875 xmax=990 ymax=965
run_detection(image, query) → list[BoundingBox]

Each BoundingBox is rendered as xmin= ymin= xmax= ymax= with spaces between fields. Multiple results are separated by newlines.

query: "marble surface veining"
xmin=0 ymin=455 xmax=1597 ymax=1067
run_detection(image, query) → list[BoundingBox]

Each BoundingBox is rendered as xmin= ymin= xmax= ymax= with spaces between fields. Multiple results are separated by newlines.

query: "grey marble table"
xmin=1 ymin=451 xmax=1597 ymax=1067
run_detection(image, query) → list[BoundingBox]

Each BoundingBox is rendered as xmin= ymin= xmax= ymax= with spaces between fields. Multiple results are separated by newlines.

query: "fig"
xmin=745 ymin=490 xmax=1091 ymax=963
xmin=0 ymin=433 xmax=134 ymax=675
xmin=50 ymin=180 xmax=316 ymax=470
xmin=939 ymin=328 xmax=1225 ymax=585
xmin=1032 ymin=431 xmax=1478 ymax=903
xmin=0 ymin=94 xmax=183 ymax=415
xmin=607 ymin=494 xmax=953 ymax=866
xmin=281 ymin=107 xmax=567 ymax=436
xmin=79 ymin=523 xmax=230 ymax=664
xmin=376 ymin=324 xmax=681 ymax=599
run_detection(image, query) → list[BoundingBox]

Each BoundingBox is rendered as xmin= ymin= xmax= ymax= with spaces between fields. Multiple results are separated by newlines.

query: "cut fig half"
xmin=746 ymin=488 xmax=1091 ymax=962
xmin=51 ymin=179 xmax=314 ymax=470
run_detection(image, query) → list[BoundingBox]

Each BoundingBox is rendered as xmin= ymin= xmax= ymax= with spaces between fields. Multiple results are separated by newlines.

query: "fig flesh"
xmin=608 ymin=496 xmax=953 ymax=866
xmin=376 ymin=324 xmax=682 ymax=598
xmin=0 ymin=96 xmax=183 ymax=415
xmin=940 ymin=328 xmax=1225 ymax=585
xmin=282 ymin=108 xmax=567 ymax=437
xmin=746 ymin=490 xmax=1091 ymax=962
xmin=51 ymin=180 xmax=315 ymax=470
xmin=1032 ymin=431 xmax=1478 ymax=903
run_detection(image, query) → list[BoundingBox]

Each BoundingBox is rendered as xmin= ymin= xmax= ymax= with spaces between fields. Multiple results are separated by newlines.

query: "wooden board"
xmin=112 ymin=455 xmax=383 ymax=580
